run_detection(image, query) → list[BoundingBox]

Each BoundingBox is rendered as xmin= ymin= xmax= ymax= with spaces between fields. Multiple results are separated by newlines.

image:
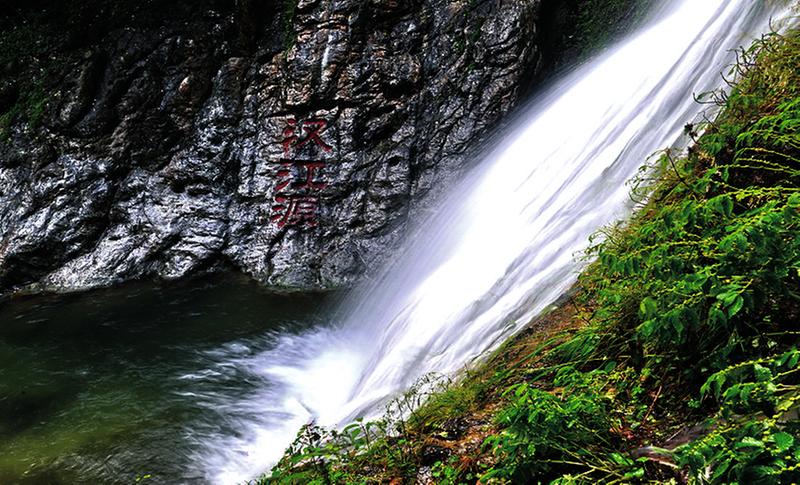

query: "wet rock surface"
xmin=0 ymin=0 xmax=543 ymax=294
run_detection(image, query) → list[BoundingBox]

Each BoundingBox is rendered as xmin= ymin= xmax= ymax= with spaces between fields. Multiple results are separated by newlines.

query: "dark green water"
xmin=0 ymin=273 xmax=336 ymax=484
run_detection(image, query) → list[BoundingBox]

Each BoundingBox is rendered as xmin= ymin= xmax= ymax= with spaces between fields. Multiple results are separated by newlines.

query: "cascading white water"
xmin=191 ymin=1 xmax=796 ymax=482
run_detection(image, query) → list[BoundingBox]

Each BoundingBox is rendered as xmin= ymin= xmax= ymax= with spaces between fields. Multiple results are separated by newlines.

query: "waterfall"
xmin=194 ymin=1 xmax=795 ymax=482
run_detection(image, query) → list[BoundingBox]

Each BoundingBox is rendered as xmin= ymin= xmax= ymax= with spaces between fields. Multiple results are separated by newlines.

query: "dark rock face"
xmin=0 ymin=0 xmax=542 ymax=294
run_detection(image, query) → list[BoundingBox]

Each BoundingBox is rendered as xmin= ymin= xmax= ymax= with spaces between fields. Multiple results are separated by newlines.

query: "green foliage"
xmin=675 ymin=349 xmax=800 ymax=484
xmin=0 ymin=82 xmax=47 ymax=141
xmin=570 ymin=0 xmax=656 ymax=59
xmin=0 ymin=12 xmax=62 ymax=140
xmin=408 ymin=368 xmax=499 ymax=431
xmin=483 ymin=363 xmax=645 ymax=483
xmin=431 ymin=456 xmax=472 ymax=485
xmin=584 ymin=30 xmax=800 ymax=381
xmin=265 ymin=374 xmax=451 ymax=483
xmin=262 ymin=420 xmax=386 ymax=484
xmin=0 ymin=21 xmax=50 ymax=141
xmin=0 ymin=112 xmax=13 ymax=142
xmin=283 ymin=0 xmax=298 ymax=51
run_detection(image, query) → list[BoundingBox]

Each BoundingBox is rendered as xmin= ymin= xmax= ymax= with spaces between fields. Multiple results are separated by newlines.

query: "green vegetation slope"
xmin=263 ymin=23 xmax=800 ymax=485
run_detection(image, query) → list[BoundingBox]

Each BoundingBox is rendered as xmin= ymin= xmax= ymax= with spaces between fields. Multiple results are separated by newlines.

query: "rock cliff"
xmin=0 ymin=0 xmax=543 ymax=293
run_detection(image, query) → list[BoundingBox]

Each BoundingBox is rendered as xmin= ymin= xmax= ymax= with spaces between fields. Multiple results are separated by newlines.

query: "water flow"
xmin=197 ymin=1 xmax=795 ymax=482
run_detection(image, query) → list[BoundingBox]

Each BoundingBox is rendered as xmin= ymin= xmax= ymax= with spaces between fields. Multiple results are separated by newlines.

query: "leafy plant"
xmin=676 ymin=349 xmax=800 ymax=484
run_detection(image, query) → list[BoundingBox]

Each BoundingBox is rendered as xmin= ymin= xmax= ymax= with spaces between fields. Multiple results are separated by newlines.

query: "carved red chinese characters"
xmin=281 ymin=118 xmax=332 ymax=156
xmin=271 ymin=118 xmax=333 ymax=229
xmin=271 ymin=195 xmax=321 ymax=228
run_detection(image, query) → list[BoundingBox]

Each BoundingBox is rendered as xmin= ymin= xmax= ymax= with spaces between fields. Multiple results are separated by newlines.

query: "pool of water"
xmin=0 ymin=273 xmax=337 ymax=484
